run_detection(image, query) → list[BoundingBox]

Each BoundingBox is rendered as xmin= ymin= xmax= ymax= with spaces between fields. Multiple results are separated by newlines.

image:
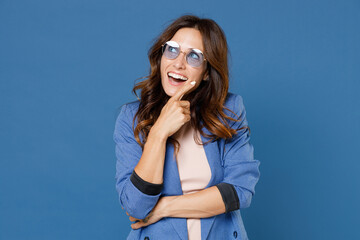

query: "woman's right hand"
xmin=151 ymin=80 xmax=196 ymax=139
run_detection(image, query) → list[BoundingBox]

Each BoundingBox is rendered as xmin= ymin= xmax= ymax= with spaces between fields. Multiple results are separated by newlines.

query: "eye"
xmin=168 ymin=46 xmax=178 ymax=53
xmin=189 ymin=51 xmax=200 ymax=60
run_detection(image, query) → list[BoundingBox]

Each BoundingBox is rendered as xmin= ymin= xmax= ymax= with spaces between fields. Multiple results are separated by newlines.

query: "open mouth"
xmin=168 ymin=72 xmax=188 ymax=86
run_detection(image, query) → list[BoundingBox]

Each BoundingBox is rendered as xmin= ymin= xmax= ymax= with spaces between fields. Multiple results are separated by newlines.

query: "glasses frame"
xmin=161 ymin=41 xmax=207 ymax=68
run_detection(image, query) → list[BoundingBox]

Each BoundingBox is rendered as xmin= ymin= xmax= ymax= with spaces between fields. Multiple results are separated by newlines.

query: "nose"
xmin=172 ymin=51 xmax=187 ymax=69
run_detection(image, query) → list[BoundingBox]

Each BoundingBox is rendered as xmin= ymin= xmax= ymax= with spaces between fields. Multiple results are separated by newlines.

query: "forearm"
xmin=163 ymin=186 xmax=226 ymax=218
xmin=128 ymin=185 xmax=227 ymax=229
xmin=134 ymin=127 xmax=167 ymax=184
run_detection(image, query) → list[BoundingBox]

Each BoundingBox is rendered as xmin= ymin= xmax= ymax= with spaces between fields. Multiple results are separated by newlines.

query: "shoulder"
xmin=223 ymin=92 xmax=245 ymax=117
xmin=117 ymin=99 xmax=140 ymax=118
xmin=122 ymin=99 xmax=140 ymax=113
xmin=224 ymin=92 xmax=243 ymax=106
xmin=115 ymin=99 xmax=140 ymax=131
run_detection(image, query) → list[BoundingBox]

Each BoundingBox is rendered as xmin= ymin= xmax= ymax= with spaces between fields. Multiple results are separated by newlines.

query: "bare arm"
xmin=133 ymin=128 xmax=167 ymax=184
xmin=162 ymin=186 xmax=226 ymax=218
xmin=132 ymin=79 xmax=196 ymax=184
xmin=129 ymin=186 xmax=226 ymax=229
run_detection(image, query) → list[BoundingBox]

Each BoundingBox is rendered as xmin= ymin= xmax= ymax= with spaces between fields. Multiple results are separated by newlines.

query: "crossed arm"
xmin=128 ymin=186 xmax=225 ymax=229
xmin=114 ymin=96 xmax=260 ymax=229
xmin=127 ymin=124 xmax=226 ymax=229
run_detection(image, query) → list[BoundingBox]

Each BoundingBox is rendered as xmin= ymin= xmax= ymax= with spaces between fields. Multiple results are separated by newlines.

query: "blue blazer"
xmin=114 ymin=92 xmax=260 ymax=240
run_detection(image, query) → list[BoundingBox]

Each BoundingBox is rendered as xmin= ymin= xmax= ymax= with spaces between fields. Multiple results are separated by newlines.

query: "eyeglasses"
xmin=161 ymin=41 xmax=206 ymax=68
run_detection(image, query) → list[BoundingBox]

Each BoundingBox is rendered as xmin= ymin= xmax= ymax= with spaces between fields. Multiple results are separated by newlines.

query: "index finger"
xmin=170 ymin=80 xmax=196 ymax=102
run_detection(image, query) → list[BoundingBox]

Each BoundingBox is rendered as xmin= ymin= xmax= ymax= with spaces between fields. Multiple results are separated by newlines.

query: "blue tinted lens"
xmin=163 ymin=42 xmax=179 ymax=59
xmin=187 ymin=50 xmax=203 ymax=67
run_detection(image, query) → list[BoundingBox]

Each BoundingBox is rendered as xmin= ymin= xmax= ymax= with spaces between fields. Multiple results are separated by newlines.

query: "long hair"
xmin=131 ymin=15 xmax=248 ymax=157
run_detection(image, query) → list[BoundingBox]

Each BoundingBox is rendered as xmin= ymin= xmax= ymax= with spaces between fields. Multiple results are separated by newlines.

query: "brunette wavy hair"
xmin=131 ymin=15 xmax=248 ymax=156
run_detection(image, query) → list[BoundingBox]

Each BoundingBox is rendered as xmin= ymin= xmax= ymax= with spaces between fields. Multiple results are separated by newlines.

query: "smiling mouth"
xmin=168 ymin=72 xmax=188 ymax=80
xmin=167 ymin=72 xmax=188 ymax=86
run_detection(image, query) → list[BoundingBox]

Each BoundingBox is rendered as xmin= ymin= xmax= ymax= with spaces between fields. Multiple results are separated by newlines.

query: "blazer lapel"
xmin=199 ymin=126 xmax=225 ymax=239
xmin=164 ymin=127 xmax=223 ymax=240
xmin=164 ymin=141 xmax=188 ymax=240
xmin=201 ymin=217 xmax=216 ymax=240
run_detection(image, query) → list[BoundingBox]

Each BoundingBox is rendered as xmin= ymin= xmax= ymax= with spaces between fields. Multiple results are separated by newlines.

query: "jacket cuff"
xmin=130 ymin=170 xmax=163 ymax=196
xmin=216 ymin=182 xmax=240 ymax=212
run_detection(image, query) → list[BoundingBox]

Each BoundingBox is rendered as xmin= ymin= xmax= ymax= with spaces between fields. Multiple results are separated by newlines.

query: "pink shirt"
xmin=173 ymin=123 xmax=212 ymax=240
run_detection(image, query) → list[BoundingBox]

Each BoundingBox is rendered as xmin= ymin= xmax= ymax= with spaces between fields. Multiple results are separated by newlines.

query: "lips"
xmin=168 ymin=72 xmax=188 ymax=80
xmin=167 ymin=72 xmax=188 ymax=86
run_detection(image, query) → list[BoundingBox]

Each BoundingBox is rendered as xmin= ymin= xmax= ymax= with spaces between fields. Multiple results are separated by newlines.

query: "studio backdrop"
xmin=0 ymin=0 xmax=359 ymax=239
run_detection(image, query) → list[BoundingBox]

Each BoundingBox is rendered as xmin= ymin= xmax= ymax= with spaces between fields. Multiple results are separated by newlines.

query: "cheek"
xmin=192 ymin=69 xmax=205 ymax=82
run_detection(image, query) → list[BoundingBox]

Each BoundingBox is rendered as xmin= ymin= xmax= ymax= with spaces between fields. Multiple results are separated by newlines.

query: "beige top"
xmin=173 ymin=122 xmax=212 ymax=240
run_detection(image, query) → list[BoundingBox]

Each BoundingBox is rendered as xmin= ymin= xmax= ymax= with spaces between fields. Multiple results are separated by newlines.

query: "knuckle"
xmin=181 ymin=114 xmax=190 ymax=122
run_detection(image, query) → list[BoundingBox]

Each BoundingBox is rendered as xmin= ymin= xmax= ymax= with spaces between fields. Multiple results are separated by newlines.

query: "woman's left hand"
xmin=126 ymin=196 xmax=172 ymax=229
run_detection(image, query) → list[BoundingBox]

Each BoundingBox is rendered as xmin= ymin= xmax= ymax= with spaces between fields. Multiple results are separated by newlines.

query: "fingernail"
xmin=190 ymin=81 xmax=196 ymax=86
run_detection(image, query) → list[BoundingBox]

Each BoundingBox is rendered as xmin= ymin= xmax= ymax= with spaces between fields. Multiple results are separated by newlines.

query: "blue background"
xmin=1 ymin=0 xmax=359 ymax=239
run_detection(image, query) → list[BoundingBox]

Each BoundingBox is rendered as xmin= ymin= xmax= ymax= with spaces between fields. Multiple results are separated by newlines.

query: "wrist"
xmin=157 ymin=196 xmax=177 ymax=218
xmin=149 ymin=125 xmax=168 ymax=142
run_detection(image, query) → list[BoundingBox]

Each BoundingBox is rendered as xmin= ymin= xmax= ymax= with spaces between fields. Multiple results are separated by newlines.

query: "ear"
xmin=203 ymin=71 xmax=209 ymax=81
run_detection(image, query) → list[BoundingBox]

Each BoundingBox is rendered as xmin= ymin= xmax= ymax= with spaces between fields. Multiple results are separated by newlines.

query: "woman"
xmin=114 ymin=15 xmax=260 ymax=240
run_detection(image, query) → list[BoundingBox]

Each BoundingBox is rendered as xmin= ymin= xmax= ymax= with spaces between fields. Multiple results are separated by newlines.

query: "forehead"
xmin=169 ymin=28 xmax=204 ymax=52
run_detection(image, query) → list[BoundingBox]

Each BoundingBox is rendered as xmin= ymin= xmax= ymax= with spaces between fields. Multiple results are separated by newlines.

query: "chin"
xmin=161 ymin=82 xmax=175 ymax=97
xmin=164 ymin=89 xmax=175 ymax=97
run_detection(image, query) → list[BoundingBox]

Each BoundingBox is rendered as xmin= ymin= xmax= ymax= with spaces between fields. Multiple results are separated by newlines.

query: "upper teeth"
xmin=168 ymin=72 xmax=188 ymax=80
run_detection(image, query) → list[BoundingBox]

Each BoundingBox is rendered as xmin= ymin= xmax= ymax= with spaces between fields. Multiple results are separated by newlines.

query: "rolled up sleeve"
xmin=217 ymin=95 xmax=260 ymax=211
xmin=114 ymin=104 xmax=162 ymax=219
